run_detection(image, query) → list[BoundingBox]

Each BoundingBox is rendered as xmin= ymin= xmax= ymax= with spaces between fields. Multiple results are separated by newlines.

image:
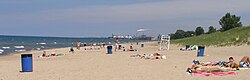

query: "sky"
xmin=0 ymin=0 xmax=250 ymax=37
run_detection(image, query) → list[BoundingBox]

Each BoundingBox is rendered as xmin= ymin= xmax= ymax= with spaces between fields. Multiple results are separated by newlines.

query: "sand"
xmin=0 ymin=42 xmax=249 ymax=80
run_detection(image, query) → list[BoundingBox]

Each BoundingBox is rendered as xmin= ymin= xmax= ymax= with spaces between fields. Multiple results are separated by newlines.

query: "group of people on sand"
xmin=39 ymin=51 xmax=63 ymax=58
xmin=131 ymin=53 xmax=167 ymax=60
xmin=70 ymin=40 xmax=141 ymax=53
xmin=116 ymin=45 xmax=137 ymax=52
xmin=69 ymin=41 xmax=107 ymax=53
xmin=187 ymin=56 xmax=250 ymax=73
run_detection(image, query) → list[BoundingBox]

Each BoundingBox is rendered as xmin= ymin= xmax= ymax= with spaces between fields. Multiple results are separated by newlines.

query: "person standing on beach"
xmin=102 ymin=42 xmax=106 ymax=48
xmin=93 ymin=42 xmax=97 ymax=50
xmin=83 ymin=42 xmax=87 ymax=47
xmin=83 ymin=42 xmax=87 ymax=50
xmin=69 ymin=42 xmax=75 ymax=53
xmin=115 ymin=36 xmax=119 ymax=51
xmin=77 ymin=41 xmax=81 ymax=50
xmin=89 ymin=41 xmax=93 ymax=50
xmin=71 ymin=42 xmax=74 ymax=47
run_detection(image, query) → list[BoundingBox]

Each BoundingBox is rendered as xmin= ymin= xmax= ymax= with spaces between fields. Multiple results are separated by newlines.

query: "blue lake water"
xmin=0 ymin=35 xmax=147 ymax=55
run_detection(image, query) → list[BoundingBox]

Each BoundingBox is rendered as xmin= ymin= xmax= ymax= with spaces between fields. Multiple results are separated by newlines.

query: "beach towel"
xmin=191 ymin=72 xmax=237 ymax=76
xmin=56 ymin=54 xmax=64 ymax=56
xmin=192 ymin=72 xmax=211 ymax=76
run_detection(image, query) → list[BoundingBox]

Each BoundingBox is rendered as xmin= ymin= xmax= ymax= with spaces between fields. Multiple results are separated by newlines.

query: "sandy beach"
xmin=0 ymin=42 xmax=249 ymax=80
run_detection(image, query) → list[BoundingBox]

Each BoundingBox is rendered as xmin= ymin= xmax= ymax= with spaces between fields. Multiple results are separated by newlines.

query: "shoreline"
xmin=0 ymin=41 xmax=156 ymax=57
xmin=0 ymin=47 xmax=71 ymax=57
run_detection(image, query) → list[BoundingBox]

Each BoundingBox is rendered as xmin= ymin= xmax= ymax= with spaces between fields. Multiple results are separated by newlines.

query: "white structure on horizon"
xmin=159 ymin=35 xmax=170 ymax=51
xmin=136 ymin=28 xmax=150 ymax=38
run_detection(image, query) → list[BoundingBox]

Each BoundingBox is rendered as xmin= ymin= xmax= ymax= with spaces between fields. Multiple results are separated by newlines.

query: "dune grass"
xmin=172 ymin=26 xmax=250 ymax=46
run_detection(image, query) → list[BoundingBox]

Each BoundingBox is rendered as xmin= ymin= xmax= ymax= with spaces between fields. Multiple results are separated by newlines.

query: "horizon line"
xmin=0 ymin=35 xmax=109 ymax=39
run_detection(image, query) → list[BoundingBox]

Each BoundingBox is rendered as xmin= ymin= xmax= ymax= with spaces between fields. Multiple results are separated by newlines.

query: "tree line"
xmin=169 ymin=13 xmax=242 ymax=40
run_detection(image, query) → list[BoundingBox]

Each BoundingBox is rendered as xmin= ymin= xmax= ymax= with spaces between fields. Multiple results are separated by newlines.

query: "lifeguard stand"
xmin=159 ymin=35 xmax=170 ymax=51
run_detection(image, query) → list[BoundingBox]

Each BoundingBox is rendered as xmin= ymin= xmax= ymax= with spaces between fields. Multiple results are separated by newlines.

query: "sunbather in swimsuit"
xmin=224 ymin=57 xmax=240 ymax=70
xmin=187 ymin=64 xmax=229 ymax=73
xmin=239 ymin=56 xmax=250 ymax=68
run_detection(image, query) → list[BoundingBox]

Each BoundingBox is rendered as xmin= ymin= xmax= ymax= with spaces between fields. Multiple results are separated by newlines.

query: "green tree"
xmin=207 ymin=26 xmax=216 ymax=34
xmin=174 ymin=29 xmax=185 ymax=39
xmin=219 ymin=13 xmax=242 ymax=31
xmin=195 ymin=26 xmax=204 ymax=35
xmin=184 ymin=31 xmax=195 ymax=37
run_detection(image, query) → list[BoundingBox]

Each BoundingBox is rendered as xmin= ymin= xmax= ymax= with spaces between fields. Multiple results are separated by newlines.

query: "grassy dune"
xmin=172 ymin=26 xmax=250 ymax=46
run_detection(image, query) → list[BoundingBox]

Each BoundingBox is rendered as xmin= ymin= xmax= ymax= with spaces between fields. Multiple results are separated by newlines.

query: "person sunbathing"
xmin=130 ymin=54 xmax=141 ymax=58
xmin=180 ymin=48 xmax=191 ymax=51
xmin=198 ymin=57 xmax=240 ymax=70
xmin=224 ymin=57 xmax=240 ymax=70
xmin=140 ymin=53 xmax=166 ymax=60
xmin=38 ymin=51 xmax=49 ymax=58
xmin=127 ymin=46 xmax=137 ymax=51
xmin=191 ymin=57 xmax=240 ymax=70
xmin=192 ymin=60 xmax=217 ymax=66
xmin=141 ymin=54 xmax=150 ymax=59
xmin=187 ymin=64 xmax=229 ymax=73
xmin=239 ymin=56 xmax=250 ymax=68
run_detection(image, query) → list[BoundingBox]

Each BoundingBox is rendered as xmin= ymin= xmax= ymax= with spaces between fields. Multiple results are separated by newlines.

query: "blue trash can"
xmin=186 ymin=45 xmax=190 ymax=49
xmin=197 ymin=46 xmax=205 ymax=57
xmin=107 ymin=46 xmax=112 ymax=54
xmin=21 ymin=54 xmax=33 ymax=72
xmin=141 ymin=44 xmax=144 ymax=48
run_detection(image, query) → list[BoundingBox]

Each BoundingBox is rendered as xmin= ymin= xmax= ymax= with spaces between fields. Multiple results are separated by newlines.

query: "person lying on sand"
xmin=239 ymin=56 xmax=250 ymax=68
xmin=141 ymin=53 xmax=166 ymax=60
xmin=84 ymin=48 xmax=100 ymax=50
xmin=127 ymin=46 xmax=137 ymax=51
xmin=141 ymin=54 xmax=150 ymax=59
xmin=130 ymin=54 xmax=141 ymax=58
xmin=187 ymin=63 xmax=233 ymax=73
xmin=180 ymin=48 xmax=191 ymax=51
xmin=192 ymin=57 xmax=240 ymax=70
xmin=224 ymin=57 xmax=240 ymax=70
xmin=39 ymin=51 xmax=54 ymax=58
